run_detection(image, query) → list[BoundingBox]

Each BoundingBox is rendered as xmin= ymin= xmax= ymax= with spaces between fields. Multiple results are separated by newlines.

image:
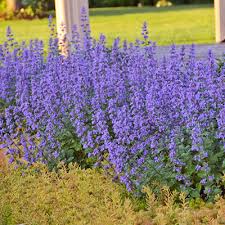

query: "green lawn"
xmin=0 ymin=4 xmax=215 ymax=46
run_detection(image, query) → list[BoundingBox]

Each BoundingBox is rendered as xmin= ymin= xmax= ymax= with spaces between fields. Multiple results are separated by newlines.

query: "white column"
xmin=55 ymin=0 xmax=89 ymax=53
xmin=215 ymin=0 xmax=225 ymax=43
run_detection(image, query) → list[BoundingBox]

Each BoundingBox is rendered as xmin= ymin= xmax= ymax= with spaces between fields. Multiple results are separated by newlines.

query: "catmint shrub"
xmin=0 ymin=14 xmax=225 ymax=201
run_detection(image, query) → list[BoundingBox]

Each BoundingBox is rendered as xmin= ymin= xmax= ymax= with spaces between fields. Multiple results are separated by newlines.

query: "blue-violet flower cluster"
xmin=0 ymin=17 xmax=225 ymax=200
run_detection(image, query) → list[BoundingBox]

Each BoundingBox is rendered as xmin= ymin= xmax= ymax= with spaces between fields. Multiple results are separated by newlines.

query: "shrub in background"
xmin=89 ymin=0 xmax=149 ymax=7
xmin=0 ymin=0 xmax=6 ymax=11
xmin=20 ymin=0 xmax=52 ymax=18
xmin=0 ymin=0 xmax=7 ymax=20
xmin=156 ymin=0 xmax=173 ymax=7
xmin=172 ymin=0 xmax=213 ymax=4
xmin=0 ymin=0 xmax=53 ymax=19
xmin=88 ymin=0 xmax=213 ymax=7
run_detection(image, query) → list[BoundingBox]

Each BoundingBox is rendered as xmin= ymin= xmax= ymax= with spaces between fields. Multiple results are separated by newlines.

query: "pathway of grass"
xmin=0 ymin=4 xmax=214 ymax=46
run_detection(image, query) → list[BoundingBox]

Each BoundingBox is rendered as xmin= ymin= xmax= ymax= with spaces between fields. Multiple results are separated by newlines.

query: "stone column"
xmin=55 ymin=0 xmax=89 ymax=53
xmin=215 ymin=0 xmax=225 ymax=43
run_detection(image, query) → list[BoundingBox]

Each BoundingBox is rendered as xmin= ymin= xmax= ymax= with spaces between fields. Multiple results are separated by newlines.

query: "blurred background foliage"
xmin=88 ymin=0 xmax=213 ymax=7
xmin=0 ymin=0 xmax=214 ymax=20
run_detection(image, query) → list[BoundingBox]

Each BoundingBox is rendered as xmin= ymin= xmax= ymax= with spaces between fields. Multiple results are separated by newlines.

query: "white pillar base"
xmin=55 ymin=0 xmax=89 ymax=53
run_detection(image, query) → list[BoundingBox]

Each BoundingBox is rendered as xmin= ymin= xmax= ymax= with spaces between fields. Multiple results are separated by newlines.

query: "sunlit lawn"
xmin=0 ymin=4 xmax=215 ymax=46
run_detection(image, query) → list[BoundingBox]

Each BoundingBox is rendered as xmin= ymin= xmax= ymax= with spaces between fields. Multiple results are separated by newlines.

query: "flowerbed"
xmin=0 ymin=15 xmax=225 ymax=200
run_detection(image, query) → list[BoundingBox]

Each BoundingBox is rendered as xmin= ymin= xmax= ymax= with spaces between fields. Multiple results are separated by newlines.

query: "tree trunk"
xmin=7 ymin=0 xmax=19 ymax=12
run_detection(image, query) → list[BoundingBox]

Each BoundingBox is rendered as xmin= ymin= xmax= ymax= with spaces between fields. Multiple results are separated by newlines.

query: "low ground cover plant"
xmin=1 ymin=163 xmax=225 ymax=225
xmin=0 ymin=12 xmax=225 ymax=202
xmin=0 ymin=163 xmax=136 ymax=225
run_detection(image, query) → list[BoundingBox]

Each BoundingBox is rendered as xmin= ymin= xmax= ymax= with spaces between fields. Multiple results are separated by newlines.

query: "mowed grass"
xmin=0 ymin=4 xmax=214 ymax=46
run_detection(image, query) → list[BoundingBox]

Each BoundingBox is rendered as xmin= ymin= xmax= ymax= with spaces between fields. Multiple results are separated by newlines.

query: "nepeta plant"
xmin=0 ymin=13 xmax=224 ymax=200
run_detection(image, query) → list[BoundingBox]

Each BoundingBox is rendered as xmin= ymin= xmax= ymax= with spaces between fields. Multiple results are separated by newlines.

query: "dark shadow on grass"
xmin=89 ymin=4 xmax=213 ymax=17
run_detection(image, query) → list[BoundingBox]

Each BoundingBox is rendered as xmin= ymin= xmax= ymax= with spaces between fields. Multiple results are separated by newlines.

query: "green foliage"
xmin=18 ymin=0 xmax=53 ymax=19
xmin=141 ymin=127 xmax=225 ymax=200
xmin=21 ymin=0 xmax=50 ymax=11
xmin=52 ymin=122 xmax=96 ymax=170
xmin=18 ymin=5 xmax=34 ymax=18
xmin=217 ymin=54 xmax=225 ymax=72
xmin=0 ymin=0 xmax=7 ymax=19
xmin=89 ymin=0 xmax=148 ymax=7
xmin=0 ymin=99 xmax=8 ymax=114
xmin=0 ymin=0 xmax=6 ymax=11
xmin=156 ymin=0 xmax=173 ymax=7
xmin=1 ymin=205 xmax=14 ymax=225
xmin=172 ymin=0 xmax=213 ymax=4
xmin=88 ymin=0 xmax=212 ymax=7
xmin=0 ymin=0 xmax=53 ymax=19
